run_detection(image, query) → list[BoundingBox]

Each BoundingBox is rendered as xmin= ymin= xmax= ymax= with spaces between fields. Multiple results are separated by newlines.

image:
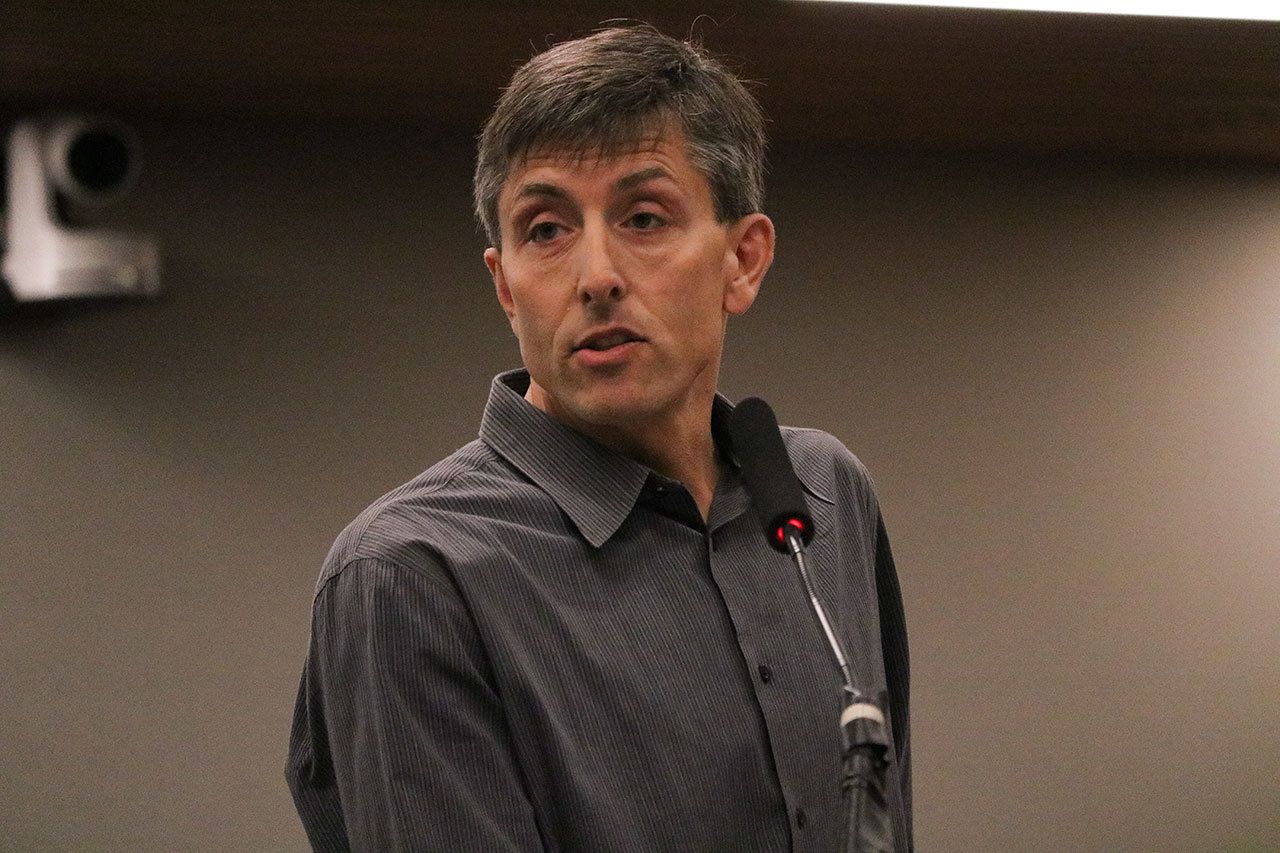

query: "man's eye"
xmin=627 ymin=211 xmax=665 ymax=230
xmin=527 ymin=221 xmax=563 ymax=243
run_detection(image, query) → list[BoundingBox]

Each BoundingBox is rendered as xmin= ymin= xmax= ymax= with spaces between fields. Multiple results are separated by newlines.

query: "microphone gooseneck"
xmin=787 ymin=535 xmax=856 ymax=696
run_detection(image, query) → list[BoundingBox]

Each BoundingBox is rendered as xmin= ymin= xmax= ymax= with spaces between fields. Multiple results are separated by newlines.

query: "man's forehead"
xmin=520 ymin=131 xmax=671 ymax=167
xmin=499 ymin=132 xmax=701 ymax=206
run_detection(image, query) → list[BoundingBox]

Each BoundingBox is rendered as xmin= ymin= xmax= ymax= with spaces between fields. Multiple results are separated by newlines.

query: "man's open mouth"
xmin=575 ymin=329 xmax=646 ymax=351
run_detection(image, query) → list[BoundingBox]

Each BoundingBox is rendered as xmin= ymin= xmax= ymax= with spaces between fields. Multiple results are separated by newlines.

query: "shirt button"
xmin=795 ymin=808 xmax=808 ymax=829
xmin=653 ymin=483 xmax=668 ymax=495
xmin=757 ymin=664 xmax=773 ymax=684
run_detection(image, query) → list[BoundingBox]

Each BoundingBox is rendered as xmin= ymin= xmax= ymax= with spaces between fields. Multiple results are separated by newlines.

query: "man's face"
xmin=484 ymin=130 xmax=773 ymax=437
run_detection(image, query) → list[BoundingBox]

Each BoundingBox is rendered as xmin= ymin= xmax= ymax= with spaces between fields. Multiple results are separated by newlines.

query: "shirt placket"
xmin=706 ymin=508 xmax=847 ymax=853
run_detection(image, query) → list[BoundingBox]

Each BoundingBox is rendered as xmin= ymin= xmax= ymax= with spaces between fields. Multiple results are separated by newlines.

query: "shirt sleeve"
xmin=874 ymin=511 xmax=913 ymax=851
xmin=286 ymin=557 xmax=545 ymax=852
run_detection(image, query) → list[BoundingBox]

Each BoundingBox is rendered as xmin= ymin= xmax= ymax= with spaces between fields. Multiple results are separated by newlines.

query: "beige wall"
xmin=2 ymin=118 xmax=1277 ymax=850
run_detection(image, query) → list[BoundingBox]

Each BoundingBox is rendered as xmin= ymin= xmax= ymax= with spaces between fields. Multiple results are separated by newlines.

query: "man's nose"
xmin=575 ymin=222 xmax=626 ymax=305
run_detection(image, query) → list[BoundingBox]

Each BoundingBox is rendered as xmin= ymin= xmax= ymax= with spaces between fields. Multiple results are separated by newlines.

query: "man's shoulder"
xmin=780 ymin=425 xmax=877 ymax=515
xmin=314 ymin=438 xmax=537 ymax=592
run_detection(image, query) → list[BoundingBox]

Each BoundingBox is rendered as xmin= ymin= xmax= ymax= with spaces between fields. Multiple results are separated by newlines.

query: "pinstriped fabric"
xmin=286 ymin=369 xmax=911 ymax=852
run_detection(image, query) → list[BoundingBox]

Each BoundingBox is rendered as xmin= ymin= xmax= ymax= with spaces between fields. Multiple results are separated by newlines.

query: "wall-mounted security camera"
xmin=2 ymin=115 xmax=161 ymax=304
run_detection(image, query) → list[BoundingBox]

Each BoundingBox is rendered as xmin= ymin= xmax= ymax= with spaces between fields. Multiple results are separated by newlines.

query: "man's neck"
xmin=528 ymin=385 xmax=722 ymax=521
xmin=609 ymin=415 xmax=721 ymax=521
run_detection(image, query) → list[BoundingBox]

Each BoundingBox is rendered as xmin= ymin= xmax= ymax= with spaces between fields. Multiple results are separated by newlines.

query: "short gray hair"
xmin=473 ymin=24 xmax=767 ymax=248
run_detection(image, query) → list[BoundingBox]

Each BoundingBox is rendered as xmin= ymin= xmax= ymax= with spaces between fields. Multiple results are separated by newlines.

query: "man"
xmin=287 ymin=24 xmax=910 ymax=852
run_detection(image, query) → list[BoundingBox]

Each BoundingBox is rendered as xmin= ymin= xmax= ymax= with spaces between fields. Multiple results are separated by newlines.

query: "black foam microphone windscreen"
xmin=729 ymin=397 xmax=814 ymax=553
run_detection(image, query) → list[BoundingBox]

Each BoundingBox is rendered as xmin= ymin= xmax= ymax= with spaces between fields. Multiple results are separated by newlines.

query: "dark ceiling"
xmin=4 ymin=1 xmax=1280 ymax=161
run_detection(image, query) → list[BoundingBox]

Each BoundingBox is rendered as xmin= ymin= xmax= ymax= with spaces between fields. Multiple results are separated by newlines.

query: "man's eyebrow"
xmin=614 ymin=166 xmax=672 ymax=193
xmin=512 ymin=182 xmax=569 ymax=204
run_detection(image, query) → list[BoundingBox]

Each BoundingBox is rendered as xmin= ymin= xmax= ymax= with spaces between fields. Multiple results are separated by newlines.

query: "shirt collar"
xmin=479 ymin=370 xmax=652 ymax=548
xmin=478 ymin=369 xmax=829 ymax=547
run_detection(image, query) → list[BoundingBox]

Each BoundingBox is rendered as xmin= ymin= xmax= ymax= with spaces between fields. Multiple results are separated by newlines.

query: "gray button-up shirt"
xmin=287 ymin=369 xmax=910 ymax=851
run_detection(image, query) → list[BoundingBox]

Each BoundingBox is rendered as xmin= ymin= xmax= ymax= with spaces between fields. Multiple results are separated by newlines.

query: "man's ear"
xmin=485 ymin=246 xmax=516 ymax=325
xmin=723 ymin=213 xmax=775 ymax=316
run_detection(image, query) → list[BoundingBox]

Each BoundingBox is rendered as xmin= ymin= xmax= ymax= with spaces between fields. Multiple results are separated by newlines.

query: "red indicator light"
xmin=774 ymin=517 xmax=807 ymax=544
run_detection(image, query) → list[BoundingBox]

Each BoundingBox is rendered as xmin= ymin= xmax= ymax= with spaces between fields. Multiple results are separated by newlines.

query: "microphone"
xmin=728 ymin=396 xmax=814 ymax=553
xmin=729 ymin=396 xmax=896 ymax=853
